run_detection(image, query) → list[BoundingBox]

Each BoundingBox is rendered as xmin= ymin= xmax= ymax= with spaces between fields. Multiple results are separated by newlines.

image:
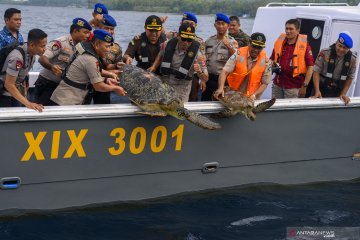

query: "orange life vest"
xmin=273 ymin=33 xmax=308 ymax=77
xmin=227 ymin=46 xmax=267 ymax=97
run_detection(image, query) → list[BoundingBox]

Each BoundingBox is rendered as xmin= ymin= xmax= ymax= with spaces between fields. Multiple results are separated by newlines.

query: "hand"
xmin=25 ymin=102 xmax=44 ymax=112
xmin=114 ymin=86 xmax=126 ymax=96
xmin=200 ymin=80 xmax=206 ymax=92
xmin=213 ymin=88 xmax=224 ymax=100
xmin=310 ymin=91 xmax=322 ymax=99
xmin=51 ymin=65 xmax=63 ymax=76
xmin=223 ymin=38 xmax=230 ymax=48
xmin=250 ymin=94 xmax=256 ymax=101
xmin=194 ymin=63 xmax=201 ymax=73
xmin=160 ymin=16 xmax=168 ymax=23
xmin=107 ymin=78 xmax=119 ymax=86
xmin=107 ymin=72 xmax=118 ymax=81
xmin=147 ymin=66 xmax=156 ymax=73
xmin=340 ymin=95 xmax=350 ymax=105
xmin=298 ymin=86 xmax=307 ymax=98
xmin=116 ymin=62 xmax=124 ymax=71
xmin=125 ymin=57 xmax=133 ymax=65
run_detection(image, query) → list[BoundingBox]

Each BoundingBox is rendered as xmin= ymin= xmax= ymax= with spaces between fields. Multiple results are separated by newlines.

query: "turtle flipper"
xmin=176 ymin=107 xmax=221 ymax=130
xmin=253 ymin=98 xmax=276 ymax=113
xmin=137 ymin=111 xmax=167 ymax=117
xmin=211 ymin=109 xmax=238 ymax=118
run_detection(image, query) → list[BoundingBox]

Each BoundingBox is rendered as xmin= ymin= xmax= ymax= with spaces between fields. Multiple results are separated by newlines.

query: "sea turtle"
xmin=118 ymin=64 xmax=221 ymax=130
xmin=214 ymin=86 xmax=276 ymax=121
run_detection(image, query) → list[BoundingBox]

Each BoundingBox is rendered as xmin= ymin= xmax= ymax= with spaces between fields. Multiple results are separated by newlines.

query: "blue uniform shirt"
xmin=0 ymin=26 xmax=24 ymax=49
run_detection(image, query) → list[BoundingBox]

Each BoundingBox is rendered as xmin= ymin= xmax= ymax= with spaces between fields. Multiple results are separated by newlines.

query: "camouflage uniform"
xmin=229 ymin=29 xmax=250 ymax=48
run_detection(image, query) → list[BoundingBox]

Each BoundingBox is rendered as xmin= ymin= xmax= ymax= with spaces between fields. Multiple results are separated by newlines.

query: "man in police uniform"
xmin=202 ymin=13 xmax=238 ymax=101
xmin=94 ymin=14 xmax=123 ymax=104
xmin=34 ymin=18 xmax=92 ymax=106
xmin=0 ymin=29 xmax=47 ymax=111
xmin=164 ymin=12 xmax=206 ymax=102
xmin=312 ymin=32 xmax=357 ymax=105
xmin=214 ymin=33 xmax=272 ymax=100
xmin=50 ymin=29 xmax=126 ymax=105
xmin=157 ymin=23 xmax=208 ymax=102
xmin=0 ymin=8 xmax=23 ymax=49
xmin=123 ymin=15 xmax=166 ymax=74
xmin=229 ymin=16 xmax=250 ymax=48
xmin=89 ymin=3 xmax=108 ymax=29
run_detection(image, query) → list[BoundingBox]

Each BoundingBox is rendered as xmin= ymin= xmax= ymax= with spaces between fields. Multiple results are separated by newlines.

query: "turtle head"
xmin=245 ymin=110 xmax=256 ymax=121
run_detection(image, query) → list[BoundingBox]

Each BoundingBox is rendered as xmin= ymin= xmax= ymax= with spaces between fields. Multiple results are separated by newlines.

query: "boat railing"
xmin=266 ymin=2 xmax=349 ymax=7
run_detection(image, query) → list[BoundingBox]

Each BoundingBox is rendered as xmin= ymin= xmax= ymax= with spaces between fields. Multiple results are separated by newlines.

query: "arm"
xmin=213 ymin=69 xmax=230 ymax=99
xmin=149 ymin=42 xmax=166 ymax=72
xmin=92 ymin=81 xmax=126 ymax=96
xmin=148 ymin=53 xmax=162 ymax=73
xmin=4 ymin=74 xmax=44 ymax=111
xmin=298 ymin=65 xmax=313 ymax=98
xmin=123 ymin=39 xmax=137 ymax=64
xmin=339 ymin=79 xmax=352 ymax=105
xmin=252 ymin=83 xmax=268 ymax=99
xmin=311 ymin=71 xmax=322 ymax=98
xmin=38 ymin=55 xmax=63 ymax=76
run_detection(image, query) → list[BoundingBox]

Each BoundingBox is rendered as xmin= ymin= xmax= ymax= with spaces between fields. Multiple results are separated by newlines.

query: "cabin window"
xmin=312 ymin=26 xmax=322 ymax=40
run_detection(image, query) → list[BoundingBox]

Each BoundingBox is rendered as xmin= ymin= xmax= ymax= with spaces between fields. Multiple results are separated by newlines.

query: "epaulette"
xmin=210 ymin=34 xmax=217 ymax=38
xmin=134 ymin=35 xmax=141 ymax=40
xmin=195 ymin=35 xmax=204 ymax=42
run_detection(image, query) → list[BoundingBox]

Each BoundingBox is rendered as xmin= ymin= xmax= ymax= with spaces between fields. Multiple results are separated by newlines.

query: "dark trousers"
xmin=320 ymin=81 xmax=341 ymax=97
xmin=188 ymin=75 xmax=200 ymax=102
xmin=92 ymin=91 xmax=110 ymax=104
xmin=34 ymin=75 xmax=59 ymax=106
xmin=201 ymin=74 xmax=219 ymax=101
xmin=0 ymin=95 xmax=22 ymax=107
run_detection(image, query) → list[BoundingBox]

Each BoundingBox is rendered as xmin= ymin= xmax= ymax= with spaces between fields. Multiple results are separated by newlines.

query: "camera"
xmin=272 ymin=62 xmax=281 ymax=75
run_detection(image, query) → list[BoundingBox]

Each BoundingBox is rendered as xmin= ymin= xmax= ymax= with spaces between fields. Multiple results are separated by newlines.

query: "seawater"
xmin=0 ymin=181 xmax=359 ymax=240
xmin=0 ymin=4 xmax=359 ymax=240
xmin=0 ymin=3 xmax=254 ymax=72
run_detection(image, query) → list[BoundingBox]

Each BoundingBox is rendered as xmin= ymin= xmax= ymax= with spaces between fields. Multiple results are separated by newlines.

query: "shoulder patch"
xmin=16 ymin=60 xmax=23 ymax=71
xmin=96 ymin=61 xmax=100 ymax=73
xmin=16 ymin=60 xmax=23 ymax=70
xmin=51 ymin=40 xmax=62 ymax=51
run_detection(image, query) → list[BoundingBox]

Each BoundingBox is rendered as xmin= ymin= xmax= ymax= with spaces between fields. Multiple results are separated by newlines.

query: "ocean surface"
xmin=0 ymin=3 xmax=360 ymax=240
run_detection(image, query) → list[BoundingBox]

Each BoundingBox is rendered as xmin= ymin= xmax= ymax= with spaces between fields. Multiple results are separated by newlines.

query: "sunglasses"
xmin=181 ymin=37 xmax=193 ymax=43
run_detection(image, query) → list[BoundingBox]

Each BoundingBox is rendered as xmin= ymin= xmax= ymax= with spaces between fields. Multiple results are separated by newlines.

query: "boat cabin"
xmin=252 ymin=2 xmax=360 ymax=99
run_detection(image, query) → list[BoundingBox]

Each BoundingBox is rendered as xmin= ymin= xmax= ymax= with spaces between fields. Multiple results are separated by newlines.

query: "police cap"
xmin=182 ymin=12 xmax=197 ymax=24
xmin=250 ymin=32 xmax=266 ymax=48
xmin=72 ymin=18 xmax=92 ymax=31
xmin=93 ymin=29 xmax=113 ymax=43
xmin=94 ymin=3 xmax=108 ymax=14
xmin=179 ymin=23 xmax=195 ymax=40
xmin=145 ymin=15 xmax=162 ymax=31
xmin=215 ymin=13 xmax=230 ymax=24
xmin=338 ymin=32 xmax=353 ymax=49
xmin=102 ymin=14 xmax=117 ymax=27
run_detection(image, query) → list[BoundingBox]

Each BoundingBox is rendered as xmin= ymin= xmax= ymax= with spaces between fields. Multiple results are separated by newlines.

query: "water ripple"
xmin=230 ymin=215 xmax=282 ymax=226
